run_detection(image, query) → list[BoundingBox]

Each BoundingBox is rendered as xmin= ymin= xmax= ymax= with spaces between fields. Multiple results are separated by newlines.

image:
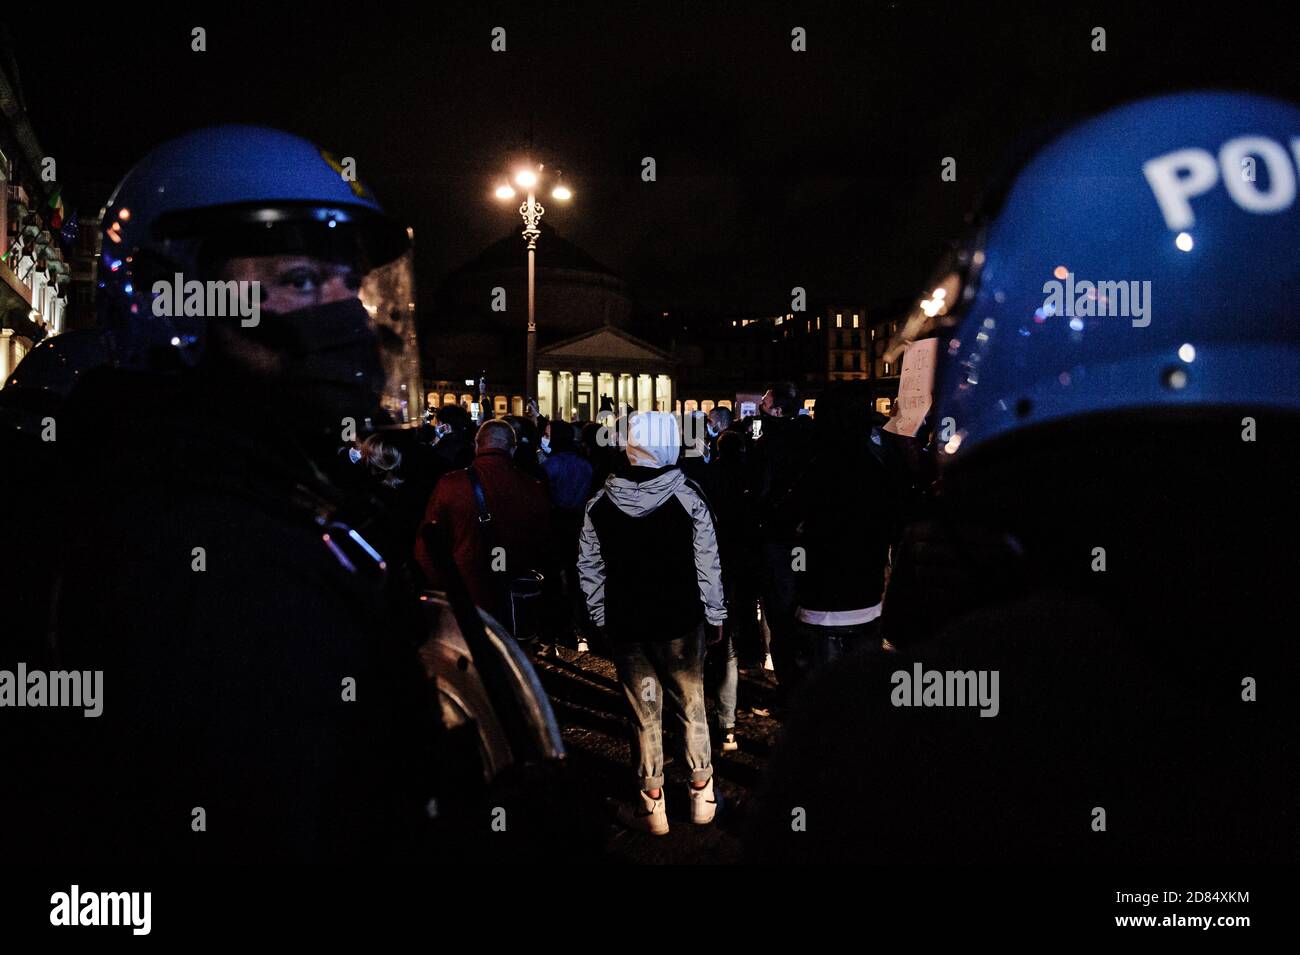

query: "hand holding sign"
xmin=882 ymin=338 xmax=939 ymax=438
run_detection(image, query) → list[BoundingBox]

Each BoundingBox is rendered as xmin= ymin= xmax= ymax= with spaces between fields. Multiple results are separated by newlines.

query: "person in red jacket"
xmin=416 ymin=419 xmax=552 ymax=628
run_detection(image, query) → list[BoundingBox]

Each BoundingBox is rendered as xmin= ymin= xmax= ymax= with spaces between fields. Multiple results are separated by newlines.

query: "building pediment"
xmin=539 ymin=326 xmax=674 ymax=363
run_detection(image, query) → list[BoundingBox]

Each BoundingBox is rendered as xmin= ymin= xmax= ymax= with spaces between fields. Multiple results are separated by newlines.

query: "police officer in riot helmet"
xmin=40 ymin=127 xmax=438 ymax=862
xmin=752 ymin=92 xmax=1300 ymax=864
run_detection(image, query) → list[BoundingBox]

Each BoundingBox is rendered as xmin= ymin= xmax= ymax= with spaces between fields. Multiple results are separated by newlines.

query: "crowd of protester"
xmin=337 ymin=379 xmax=939 ymax=834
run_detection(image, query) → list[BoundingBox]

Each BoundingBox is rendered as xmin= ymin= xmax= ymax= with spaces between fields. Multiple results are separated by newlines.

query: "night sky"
xmin=10 ymin=2 xmax=1298 ymax=318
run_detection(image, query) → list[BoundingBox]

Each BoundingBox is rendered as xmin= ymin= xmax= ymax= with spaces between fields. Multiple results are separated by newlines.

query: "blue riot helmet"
xmin=97 ymin=125 xmax=408 ymax=368
xmin=916 ymin=91 xmax=1300 ymax=466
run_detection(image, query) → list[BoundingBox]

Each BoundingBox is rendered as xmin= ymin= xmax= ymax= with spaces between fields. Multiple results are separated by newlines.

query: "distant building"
xmin=537 ymin=326 xmax=677 ymax=421
xmin=870 ymin=313 xmax=904 ymax=414
xmin=422 ymin=222 xmax=675 ymax=420
xmin=0 ymin=49 xmax=73 ymax=383
xmin=61 ymin=209 xmax=101 ymax=332
xmin=423 ymin=224 xmax=919 ymax=421
xmin=675 ymin=304 xmax=905 ymax=415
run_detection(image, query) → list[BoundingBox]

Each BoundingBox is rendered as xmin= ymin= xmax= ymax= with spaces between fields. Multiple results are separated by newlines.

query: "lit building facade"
xmin=1 ymin=60 xmax=71 ymax=383
xmin=536 ymin=326 xmax=676 ymax=421
xmin=424 ymin=223 xmax=659 ymax=421
xmin=677 ymin=304 xmax=885 ymax=414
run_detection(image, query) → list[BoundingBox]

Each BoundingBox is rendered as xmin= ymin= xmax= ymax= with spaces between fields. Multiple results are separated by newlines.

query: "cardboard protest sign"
xmin=882 ymin=337 xmax=939 ymax=437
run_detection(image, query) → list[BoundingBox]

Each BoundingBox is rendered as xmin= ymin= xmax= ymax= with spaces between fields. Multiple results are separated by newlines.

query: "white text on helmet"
xmin=1142 ymin=136 xmax=1300 ymax=231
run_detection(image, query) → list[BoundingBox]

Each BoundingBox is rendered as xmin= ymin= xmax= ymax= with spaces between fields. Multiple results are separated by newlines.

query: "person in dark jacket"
xmin=785 ymin=382 xmax=893 ymax=670
xmin=504 ymin=414 xmax=548 ymax=484
xmin=679 ymin=410 xmax=710 ymax=486
xmin=747 ymin=383 xmax=815 ymax=699
xmin=541 ymin=420 xmax=596 ymax=648
xmin=578 ymin=411 xmax=727 ymax=834
xmin=429 ymin=403 xmax=476 ymax=474
xmin=699 ymin=429 xmax=755 ymax=750
xmin=541 ymin=420 xmax=595 ymax=512
xmin=582 ymin=417 xmax=620 ymax=491
xmin=707 ymin=405 xmax=734 ymax=459
xmin=415 ymin=419 xmax=551 ymax=629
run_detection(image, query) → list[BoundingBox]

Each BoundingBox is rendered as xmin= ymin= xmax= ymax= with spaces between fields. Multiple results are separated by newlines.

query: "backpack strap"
xmin=466 ymin=465 xmax=493 ymax=524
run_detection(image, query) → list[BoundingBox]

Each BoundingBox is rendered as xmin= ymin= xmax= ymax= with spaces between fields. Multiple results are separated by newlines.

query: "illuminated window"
xmin=853 ymin=313 xmax=860 ymax=328
xmin=836 ymin=313 xmax=843 ymax=328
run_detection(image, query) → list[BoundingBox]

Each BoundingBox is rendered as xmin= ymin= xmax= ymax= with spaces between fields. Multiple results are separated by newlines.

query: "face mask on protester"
xmin=540 ymin=436 xmax=551 ymax=453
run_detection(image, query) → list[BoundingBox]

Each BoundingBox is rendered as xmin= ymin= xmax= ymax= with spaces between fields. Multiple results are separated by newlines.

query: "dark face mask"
xmin=240 ymin=297 xmax=386 ymax=435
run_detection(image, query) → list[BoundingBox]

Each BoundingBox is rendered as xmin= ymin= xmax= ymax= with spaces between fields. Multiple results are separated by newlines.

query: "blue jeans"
xmin=612 ymin=626 xmax=713 ymax=791
xmin=706 ymin=629 xmax=738 ymax=731
xmin=797 ymin=617 xmax=883 ymax=672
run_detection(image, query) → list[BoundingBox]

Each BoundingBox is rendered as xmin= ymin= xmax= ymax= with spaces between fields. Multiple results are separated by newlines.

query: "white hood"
xmin=624 ymin=412 xmax=681 ymax=469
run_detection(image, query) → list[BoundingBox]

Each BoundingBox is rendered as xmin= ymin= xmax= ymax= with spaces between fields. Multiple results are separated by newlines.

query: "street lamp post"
xmin=496 ymin=164 xmax=571 ymax=411
xmin=521 ymin=185 xmax=543 ymax=401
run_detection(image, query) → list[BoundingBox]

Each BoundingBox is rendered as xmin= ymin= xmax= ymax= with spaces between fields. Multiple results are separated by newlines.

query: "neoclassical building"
xmin=422 ymin=223 xmax=677 ymax=421
xmin=535 ymin=326 xmax=677 ymax=421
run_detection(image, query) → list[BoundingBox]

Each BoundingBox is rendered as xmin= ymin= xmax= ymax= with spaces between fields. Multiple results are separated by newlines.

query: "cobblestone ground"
xmin=525 ymin=644 xmax=783 ymax=864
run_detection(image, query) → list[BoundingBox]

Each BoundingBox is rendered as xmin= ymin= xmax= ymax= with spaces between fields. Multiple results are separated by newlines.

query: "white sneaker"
xmin=689 ymin=778 xmax=718 ymax=825
xmin=617 ymin=789 xmax=669 ymax=835
xmin=720 ymin=729 xmax=739 ymax=753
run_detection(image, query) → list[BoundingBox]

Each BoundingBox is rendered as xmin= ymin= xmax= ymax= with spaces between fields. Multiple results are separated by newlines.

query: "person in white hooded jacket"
xmin=578 ymin=411 xmax=727 ymax=834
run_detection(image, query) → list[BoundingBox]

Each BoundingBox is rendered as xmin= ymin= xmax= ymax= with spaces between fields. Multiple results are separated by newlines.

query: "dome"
xmin=432 ymin=223 xmax=633 ymax=339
